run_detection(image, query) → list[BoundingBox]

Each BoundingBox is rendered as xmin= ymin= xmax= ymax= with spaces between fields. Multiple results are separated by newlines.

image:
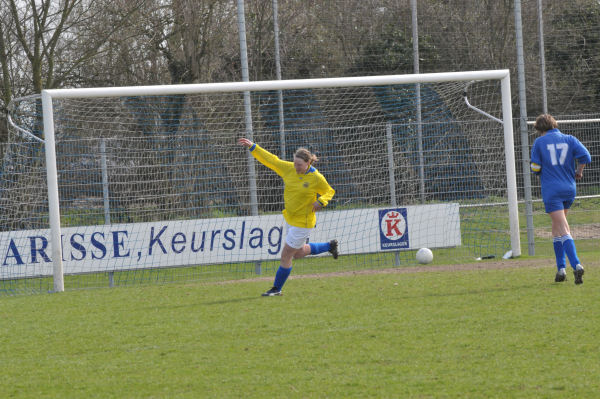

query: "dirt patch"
xmin=535 ymin=223 xmax=600 ymax=239
xmin=291 ymin=258 xmax=553 ymax=280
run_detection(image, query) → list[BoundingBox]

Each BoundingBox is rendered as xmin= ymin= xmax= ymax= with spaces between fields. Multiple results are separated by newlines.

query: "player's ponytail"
xmin=294 ymin=148 xmax=318 ymax=166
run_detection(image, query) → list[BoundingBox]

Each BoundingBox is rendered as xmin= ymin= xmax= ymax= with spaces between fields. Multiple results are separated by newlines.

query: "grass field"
xmin=1 ymin=253 xmax=599 ymax=398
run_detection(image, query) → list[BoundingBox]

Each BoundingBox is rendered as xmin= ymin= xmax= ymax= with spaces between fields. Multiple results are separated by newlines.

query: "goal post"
xmin=3 ymin=70 xmax=520 ymax=293
xmin=42 ymin=91 xmax=64 ymax=292
xmin=501 ymin=75 xmax=521 ymax=259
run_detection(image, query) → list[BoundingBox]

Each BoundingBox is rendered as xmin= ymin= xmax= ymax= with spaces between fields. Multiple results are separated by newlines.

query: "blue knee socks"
xmin=309 ymin=242 xmax=331 ymax=255
xmin=553 ymin=237 xmax=566 ymax=271
xmin=561 ymin=234 xmax=580 ymax=270
xmin=273 ymin=266 xmax=292 ymax=289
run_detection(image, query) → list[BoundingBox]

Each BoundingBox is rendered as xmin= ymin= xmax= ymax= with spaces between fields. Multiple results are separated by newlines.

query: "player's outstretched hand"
xmin=238 ymin=138 xmax=253 ymax=148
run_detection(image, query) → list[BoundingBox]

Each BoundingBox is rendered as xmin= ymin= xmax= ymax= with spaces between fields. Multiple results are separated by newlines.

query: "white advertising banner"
xmin=1 ymin=203 xmax=460 ymax=279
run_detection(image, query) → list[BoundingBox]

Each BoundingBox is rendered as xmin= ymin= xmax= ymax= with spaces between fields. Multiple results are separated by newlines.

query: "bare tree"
xmin=137 ymin=0 xmax=238 ymax=84
xmin=0 ymin=0 xmax=145 ymax=101
xmin=0 ymin=0 xmax=148 ymax=143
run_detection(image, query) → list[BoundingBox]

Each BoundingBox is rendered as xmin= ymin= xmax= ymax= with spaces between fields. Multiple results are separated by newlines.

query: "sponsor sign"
xmin=1 ymin=203 xmax=460 ymax=279
xmin=378 ymin=208 xmax=409 ymax=250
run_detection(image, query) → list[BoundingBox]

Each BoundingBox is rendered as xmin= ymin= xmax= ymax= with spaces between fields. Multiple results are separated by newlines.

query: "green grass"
xmin=1 ymin=262 xmax=599 ymax=398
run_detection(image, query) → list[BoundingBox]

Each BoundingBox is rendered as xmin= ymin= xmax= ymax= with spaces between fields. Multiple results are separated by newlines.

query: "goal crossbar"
xmin=43 ymin=70 xmax=511 ymax=99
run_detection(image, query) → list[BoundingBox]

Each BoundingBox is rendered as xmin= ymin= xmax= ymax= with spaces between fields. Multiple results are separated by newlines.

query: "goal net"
xmin=1 ymin=71 xmax=519 ymax=294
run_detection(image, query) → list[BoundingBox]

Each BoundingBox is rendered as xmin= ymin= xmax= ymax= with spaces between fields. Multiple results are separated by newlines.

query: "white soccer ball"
xmin=416 ymin=248 xmax=433 ymax=264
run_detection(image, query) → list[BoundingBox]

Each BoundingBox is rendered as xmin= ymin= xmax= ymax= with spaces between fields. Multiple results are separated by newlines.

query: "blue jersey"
xmin=530 ymin=129 xmax=591 ymax=203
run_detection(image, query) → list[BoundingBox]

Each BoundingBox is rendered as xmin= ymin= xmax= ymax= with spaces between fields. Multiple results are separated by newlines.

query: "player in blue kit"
xmin=530 ymin=114 xmax=591 ymax=284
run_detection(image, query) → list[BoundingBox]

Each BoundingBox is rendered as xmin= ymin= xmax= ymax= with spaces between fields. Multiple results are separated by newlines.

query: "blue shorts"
xmin=544 ymin=197 xmax=574 ymax=213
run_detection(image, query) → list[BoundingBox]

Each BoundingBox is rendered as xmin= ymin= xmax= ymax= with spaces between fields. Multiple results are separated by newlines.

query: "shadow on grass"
xmin=202 ymin=296 xmax=264 ymax=306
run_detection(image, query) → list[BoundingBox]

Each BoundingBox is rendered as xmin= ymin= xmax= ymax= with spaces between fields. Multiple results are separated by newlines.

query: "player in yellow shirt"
xmin=238 ymin=138 xmax=338 ymax=296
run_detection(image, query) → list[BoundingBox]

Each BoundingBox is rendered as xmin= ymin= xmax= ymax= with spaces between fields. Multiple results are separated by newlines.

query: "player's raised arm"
xmin=238 ymin=138 xmax=288 ymax=175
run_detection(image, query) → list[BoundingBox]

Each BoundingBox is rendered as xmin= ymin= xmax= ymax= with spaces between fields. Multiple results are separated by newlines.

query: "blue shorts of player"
xmin=544 ymin=195 xmax=574 ymax=213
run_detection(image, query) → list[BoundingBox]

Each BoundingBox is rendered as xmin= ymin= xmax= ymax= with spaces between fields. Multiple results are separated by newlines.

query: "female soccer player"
xmin=237 ymin=138 xmax=338 ymax=296
xmin=530 ymin=114 xmax=591 ymax=284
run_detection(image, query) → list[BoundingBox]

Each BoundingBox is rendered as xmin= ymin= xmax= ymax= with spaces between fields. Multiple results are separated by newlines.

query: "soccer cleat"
xmin=262 ymin=286 xmax=282 ymax=296
xmin=574 ymin=264 xmax=584 ymax=285
xmin=329 ymin=239 xmax=339 ymax=259
xmin=555 ymin=269 xmax=566 ymax=282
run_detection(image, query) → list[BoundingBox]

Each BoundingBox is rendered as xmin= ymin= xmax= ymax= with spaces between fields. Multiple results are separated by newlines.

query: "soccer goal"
xmin=1 ymin=70 xmax=520 ymax=294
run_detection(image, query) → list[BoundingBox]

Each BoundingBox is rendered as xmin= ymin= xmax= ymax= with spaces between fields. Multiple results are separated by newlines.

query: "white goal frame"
xmin=41 ymin=70 xmax=521 ymax=292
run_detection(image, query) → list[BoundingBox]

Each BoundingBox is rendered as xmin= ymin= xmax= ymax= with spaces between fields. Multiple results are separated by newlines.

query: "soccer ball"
xmin=416 ymin=248 xmax=433 ymax=264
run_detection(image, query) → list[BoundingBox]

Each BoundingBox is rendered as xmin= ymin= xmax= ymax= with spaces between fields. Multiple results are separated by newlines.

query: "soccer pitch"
xmin=1 ymin=257 xmax=599 ymax=398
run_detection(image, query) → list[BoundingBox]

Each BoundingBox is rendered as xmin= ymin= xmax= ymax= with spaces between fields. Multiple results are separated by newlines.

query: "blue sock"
xmin=273 ymin=266 xmax=292 ymax=289
xmin=552 ymin=237 xmax=566 ymax=271
xmin=561 ymin=234 xmax=580 ymax=270
xmin=309 ymin=242 xmax=330 ymax=255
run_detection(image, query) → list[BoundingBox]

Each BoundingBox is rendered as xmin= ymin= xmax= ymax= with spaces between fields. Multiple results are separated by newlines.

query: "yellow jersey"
xmin=249 ymin=143 xmax=335 ymax=228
